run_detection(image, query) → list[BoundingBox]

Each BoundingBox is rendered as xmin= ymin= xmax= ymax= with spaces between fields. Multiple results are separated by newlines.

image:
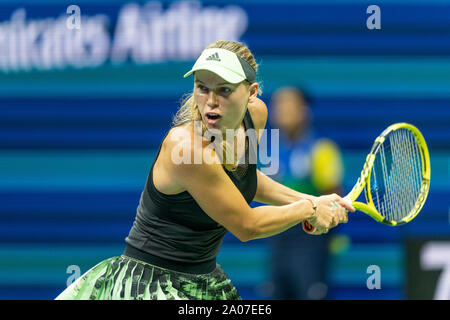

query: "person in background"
xmin=267 ymin=86 xmax=344 ymax=300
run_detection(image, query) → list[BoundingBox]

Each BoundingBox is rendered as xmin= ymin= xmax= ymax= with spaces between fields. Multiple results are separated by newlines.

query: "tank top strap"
xmin=243 ymin=108 xmax=258 ymax=165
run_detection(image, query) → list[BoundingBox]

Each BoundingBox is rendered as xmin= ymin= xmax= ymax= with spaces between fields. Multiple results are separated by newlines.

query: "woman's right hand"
xmin=306 ymin=194 xmax=354 ymax=233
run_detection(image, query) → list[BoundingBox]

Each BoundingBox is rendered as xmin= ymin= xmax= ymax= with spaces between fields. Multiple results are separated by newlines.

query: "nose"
xmin=207 ymin=90 xmax=218 ymax=107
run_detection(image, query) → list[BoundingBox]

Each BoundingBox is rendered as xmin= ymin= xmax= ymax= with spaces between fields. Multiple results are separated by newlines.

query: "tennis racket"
xmin=303 ymin=122 xmax=431 ymax=233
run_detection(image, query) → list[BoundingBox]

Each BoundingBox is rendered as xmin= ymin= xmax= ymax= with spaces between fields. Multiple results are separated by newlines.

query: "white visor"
xmin=183 ymin=48 xmax=256 ymax=84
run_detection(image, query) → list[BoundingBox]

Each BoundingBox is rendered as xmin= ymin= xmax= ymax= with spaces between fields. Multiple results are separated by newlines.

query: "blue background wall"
xmin=0 ymin=0 xmax=449 ymax=299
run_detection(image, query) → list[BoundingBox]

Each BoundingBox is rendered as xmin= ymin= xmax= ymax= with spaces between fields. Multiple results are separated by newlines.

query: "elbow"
xmin=236 ymin=221 xmax=259 ymax=242
xmin=231 ymin=208 xmax=261 ymax=242
xmin=236 ymin=232 xmax=252 ymax=243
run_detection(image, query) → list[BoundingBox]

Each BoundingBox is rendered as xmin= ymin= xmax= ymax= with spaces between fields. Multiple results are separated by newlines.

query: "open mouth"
xmin=206 ymin=112 xmax=222 ymax=120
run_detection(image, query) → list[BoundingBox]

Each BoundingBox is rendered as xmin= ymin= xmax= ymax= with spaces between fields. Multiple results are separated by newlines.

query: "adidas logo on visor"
xmin=206 ymin=52 xmax=221 ymax=62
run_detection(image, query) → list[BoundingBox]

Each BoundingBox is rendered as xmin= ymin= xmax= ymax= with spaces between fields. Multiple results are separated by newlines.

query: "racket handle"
xmin=302 ymin=195 xmax=353 ymax=234
xmin=342 ymin=195 xmax=353 ymax=208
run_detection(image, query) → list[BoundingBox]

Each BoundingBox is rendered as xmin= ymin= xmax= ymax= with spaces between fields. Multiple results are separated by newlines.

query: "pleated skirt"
xmin=55 ymin=255 xmax=241 ymax=300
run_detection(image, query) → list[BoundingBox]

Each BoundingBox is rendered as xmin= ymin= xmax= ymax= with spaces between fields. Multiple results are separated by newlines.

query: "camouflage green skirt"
xmin=55 ymin=255 xmax=241 ymax=300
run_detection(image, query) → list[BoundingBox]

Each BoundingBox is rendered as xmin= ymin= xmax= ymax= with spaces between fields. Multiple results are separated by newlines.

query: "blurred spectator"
xmin=266 ymin=87 xmax=344 ymax=300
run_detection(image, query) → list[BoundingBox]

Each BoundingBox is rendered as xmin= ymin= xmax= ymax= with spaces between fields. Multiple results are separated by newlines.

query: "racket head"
xmin=302 ymin=122 xmax=430 ymax=234
xmin=350 ymin=122 xmax=431 ymax=226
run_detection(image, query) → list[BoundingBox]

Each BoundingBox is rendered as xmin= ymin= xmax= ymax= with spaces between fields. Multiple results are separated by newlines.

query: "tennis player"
xmin=55 ymin=40 xmax=354 ymax=300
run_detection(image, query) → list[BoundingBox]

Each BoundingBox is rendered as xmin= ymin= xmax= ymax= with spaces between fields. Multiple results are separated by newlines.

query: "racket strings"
xmin=395 ymin=130 xmax=419 ymax=220
xmin=391 ymin=129 xmax=422 ymax=221
xmin=370 ymin=129 xmax=423 ymax=222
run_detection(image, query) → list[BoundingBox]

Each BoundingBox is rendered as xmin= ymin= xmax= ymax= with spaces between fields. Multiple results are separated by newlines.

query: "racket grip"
xmin=303 ymin=195 xmax=353 ymax=234
xmin=342 ymin=195 xmax=352 ymax=207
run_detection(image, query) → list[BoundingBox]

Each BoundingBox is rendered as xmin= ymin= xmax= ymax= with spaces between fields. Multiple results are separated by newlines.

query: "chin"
xmin=206 ymin=123 xmax=223 ymax=132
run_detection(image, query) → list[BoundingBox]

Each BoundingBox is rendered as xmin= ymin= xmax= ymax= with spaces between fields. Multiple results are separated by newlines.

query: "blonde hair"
xmin=172 ymin=40 xmax=260 ymax=171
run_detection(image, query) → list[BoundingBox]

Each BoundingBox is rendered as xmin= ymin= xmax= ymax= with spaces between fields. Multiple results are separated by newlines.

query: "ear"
xmin=248 ymin=82 xmax=259 ymax=103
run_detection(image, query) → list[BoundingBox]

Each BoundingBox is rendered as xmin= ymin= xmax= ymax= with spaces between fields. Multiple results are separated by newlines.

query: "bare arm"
xmin=254 ymin=169 xmax=316 ymax=205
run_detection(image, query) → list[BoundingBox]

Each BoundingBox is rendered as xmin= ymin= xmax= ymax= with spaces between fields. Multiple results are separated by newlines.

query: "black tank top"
xmin=124 ymin=108 xmax=258 ymax=274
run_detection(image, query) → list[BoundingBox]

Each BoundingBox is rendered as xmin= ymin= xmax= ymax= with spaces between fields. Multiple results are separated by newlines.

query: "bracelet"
xmin=304 ymin=198 xmax=318 ymax=219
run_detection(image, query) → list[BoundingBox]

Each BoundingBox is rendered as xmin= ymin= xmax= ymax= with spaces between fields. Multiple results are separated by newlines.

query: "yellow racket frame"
xmin=344 ymin=122 xmax=431 ymax=226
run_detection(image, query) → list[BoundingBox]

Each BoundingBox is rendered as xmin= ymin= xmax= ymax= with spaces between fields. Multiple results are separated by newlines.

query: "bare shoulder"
xmin=153 ymin=123 xmax=201 ymax=194
xmin=163 ymin=122 xmax=195 ymax=155
xmin=248 ymin=97 xmax=268 ymax=144
xmin=248 ymin=97 xmax=268 ymax=132
xmin=157 ymin=122 xmax=223 ymax=187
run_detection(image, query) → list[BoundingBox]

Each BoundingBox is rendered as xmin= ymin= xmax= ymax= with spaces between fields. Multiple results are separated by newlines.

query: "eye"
xmin=197 ymin=84 xmax=209 ymax=93
xmin=218 ymin=87 xmax=232 ymax=96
